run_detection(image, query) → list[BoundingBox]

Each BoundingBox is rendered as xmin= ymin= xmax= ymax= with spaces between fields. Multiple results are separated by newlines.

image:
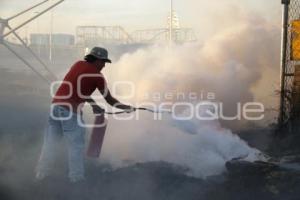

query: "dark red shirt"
xmin=52 ymin=61 xmax=106 ymax=112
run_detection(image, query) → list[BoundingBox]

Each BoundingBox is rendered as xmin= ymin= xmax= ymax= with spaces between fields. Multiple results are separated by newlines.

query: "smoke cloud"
xmin=99 ymin=106 xmax=267 ymax=178
xmin=88 ymin=11 xmax=280 ymax=177
xmin=106 ymin=13 xmax=280 ymax=128
xmin=0 ymin=3 xmax=281 ymax=196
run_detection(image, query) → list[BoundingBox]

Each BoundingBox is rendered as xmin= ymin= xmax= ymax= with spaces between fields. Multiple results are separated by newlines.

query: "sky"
xmin=0 ymin=0 xmax=282 ymax=42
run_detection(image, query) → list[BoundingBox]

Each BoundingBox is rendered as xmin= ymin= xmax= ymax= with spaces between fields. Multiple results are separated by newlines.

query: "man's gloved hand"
xmin=92 ymin=105 xmax=105 ymax=114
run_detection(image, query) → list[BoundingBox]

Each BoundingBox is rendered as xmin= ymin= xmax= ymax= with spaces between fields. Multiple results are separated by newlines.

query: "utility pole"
xmin=279 ymin=0 xmax=290 ymax=125
xmin=49 ymin=8 xmax=53 ymax=62
xmin=169 ymin=0 xmax=173 ymax=45
xmin=34 ymin=11 xmax=41 ymax=56
xmin=0 ymin=18 xmax=6 ymax=43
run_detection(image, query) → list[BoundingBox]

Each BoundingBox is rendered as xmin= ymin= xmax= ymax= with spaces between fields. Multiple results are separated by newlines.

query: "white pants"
xmin=36 ymin=105 xmax=85 ymax=182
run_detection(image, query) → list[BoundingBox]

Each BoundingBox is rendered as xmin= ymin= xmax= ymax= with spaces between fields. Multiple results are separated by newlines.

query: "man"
xmin=36 ymin=47 xmax=135 ymax=183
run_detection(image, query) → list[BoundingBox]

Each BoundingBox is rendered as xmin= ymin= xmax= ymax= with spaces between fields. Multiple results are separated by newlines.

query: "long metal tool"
xmin=103 ymin=107 xmax=172 ymax=115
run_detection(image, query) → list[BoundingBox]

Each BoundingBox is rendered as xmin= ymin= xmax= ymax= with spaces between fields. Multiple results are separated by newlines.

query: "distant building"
xmin=30 ymin=33 xmax=75 ymax=46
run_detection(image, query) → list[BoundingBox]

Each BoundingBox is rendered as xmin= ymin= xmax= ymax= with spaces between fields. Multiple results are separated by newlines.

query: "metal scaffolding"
xmin=131 ymin=28 xmax=196 ymax=44
xmin=76 ymin=0 xmax=196 ymax=45
xmin=0 ymin=0 xmax=63 ymax=83
xmin=76 ymin=26 xmax=134 ymax=46
xmin=125 ymin=4 xmax=196 ymax=44
xmin=76 ymin=25 xmax=197 ymax=46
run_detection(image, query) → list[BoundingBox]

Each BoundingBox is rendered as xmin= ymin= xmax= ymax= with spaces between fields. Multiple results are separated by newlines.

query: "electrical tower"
xmin=0 ymin=0 xmax=63 ymax=83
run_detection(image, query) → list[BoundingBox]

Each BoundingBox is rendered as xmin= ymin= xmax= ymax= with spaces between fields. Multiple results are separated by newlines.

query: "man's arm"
xmin=100 ymin=88 xmax=135 ymax=111
xmin=86 ymin=89 xmax=135 ymax=114
xmin=86 ymin=97 xmax=105 ymax=114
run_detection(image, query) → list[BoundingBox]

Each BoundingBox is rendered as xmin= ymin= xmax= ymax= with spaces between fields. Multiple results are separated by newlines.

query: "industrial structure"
xmin=76 ymin=26 xmax=134 ymax=46
xmin=0 ymin=0 xmax=197 ymax=82
xmin=0 ymin=0 xmax=64 ymax=83
xmin=131 ymin=28 xmax=196 ymax=44
xmin=76 ymin=25 xmax=196 ymax=46
xmin=280 ymin=0 xmax=300 ymax=131
xmin=76 ymin=0 xmax=196 ymax=46
xmin=131 ymin=8 xmax=196 ymax=44
xmin=1 ymin=0 xmax=197 ymax=60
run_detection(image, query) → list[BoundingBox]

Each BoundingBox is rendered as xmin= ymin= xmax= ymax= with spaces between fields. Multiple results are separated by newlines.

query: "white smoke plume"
xmin=91 ymin=12 xmax=280 ymax=178
xmin=99 ymin=106 xmax=267 ymax=178
xmin=105 ymin=14 xmax=280 ymax=128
